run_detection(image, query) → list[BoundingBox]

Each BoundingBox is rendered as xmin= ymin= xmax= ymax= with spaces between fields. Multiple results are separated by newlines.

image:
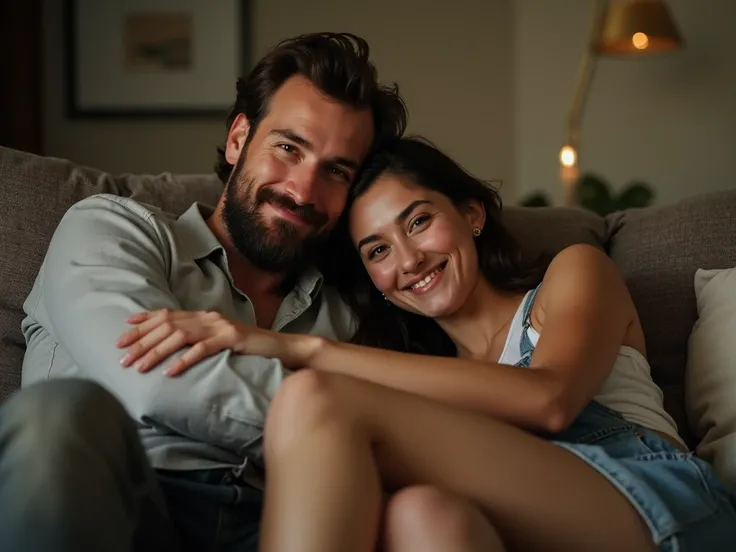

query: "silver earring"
xmin=472 ymin=227 xmax=482 ymax=237
xmin=382 ymin=293 xmax=391 ymax=303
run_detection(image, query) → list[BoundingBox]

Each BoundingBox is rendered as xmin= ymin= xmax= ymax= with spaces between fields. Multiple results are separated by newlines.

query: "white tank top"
xmin=498 ymin=289 xmax=685 ymax=448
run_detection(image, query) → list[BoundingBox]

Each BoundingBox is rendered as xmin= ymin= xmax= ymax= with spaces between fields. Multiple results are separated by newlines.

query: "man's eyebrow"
xmin=270 ymin=128 xmax=360 ymax=171
xmin=331 ymin=156 xmax=361 ymax=171
xmin=357 ymin=199 xmax=434 ymax=250
xmin=271 ymin=129 xmax=312 ymax=149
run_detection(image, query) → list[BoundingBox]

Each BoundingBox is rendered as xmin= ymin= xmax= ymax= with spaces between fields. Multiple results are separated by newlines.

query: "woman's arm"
xmin=117 ymin=308 xmax=561 ymax=431
xmin=300 ymin=245 xmax=637 ymax=432
xmin=305 ymin=339 xmax=564 ymax=432
xmin=118 ymin=245 xmax=637 ymax=434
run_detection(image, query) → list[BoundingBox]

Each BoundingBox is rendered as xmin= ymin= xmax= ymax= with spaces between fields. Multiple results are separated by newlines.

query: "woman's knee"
xmin=384 ymin=485 xmax=503 ymax=550
xmin=265 ymin=370 xmax=354 ymax=456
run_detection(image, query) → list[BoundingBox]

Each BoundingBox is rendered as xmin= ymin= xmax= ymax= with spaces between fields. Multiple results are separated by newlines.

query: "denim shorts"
xmin=551 ymin=401 xmax=736 ymax=551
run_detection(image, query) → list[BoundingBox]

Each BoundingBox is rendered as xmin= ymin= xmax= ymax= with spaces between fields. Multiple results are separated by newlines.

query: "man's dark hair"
xmin=215 ymin=32 xmax=408 ymax=182
xmin=325 ymin=137 xmax=546 ymax=357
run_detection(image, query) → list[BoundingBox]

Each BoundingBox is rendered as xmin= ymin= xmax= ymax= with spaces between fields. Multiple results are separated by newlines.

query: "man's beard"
xmin=222 ymin=154 xmax=329 ymax=274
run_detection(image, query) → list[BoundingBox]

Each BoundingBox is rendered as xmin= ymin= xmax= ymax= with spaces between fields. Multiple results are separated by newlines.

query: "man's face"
xmin=222 ymin=75 xmax=375 ymax=273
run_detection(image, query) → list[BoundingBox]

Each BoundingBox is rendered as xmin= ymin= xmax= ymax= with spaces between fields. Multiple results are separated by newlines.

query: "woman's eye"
xmin=410 ymin=214 xmax=431 ymax=231
xmin=368 ymin=245 xmax=387 ymax=260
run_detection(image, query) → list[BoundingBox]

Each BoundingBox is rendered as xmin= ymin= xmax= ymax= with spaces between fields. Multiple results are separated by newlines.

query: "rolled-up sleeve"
xmin=23 ymin=196 xmax=285 ymax=456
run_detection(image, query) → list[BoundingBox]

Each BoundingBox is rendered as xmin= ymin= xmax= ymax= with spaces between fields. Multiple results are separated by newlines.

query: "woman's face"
xmin=349 ymin=172 xmax=485 ymax=319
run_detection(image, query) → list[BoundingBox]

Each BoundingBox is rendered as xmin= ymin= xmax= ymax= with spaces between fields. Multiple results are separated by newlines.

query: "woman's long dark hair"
xmin=322 ymin=137 xmax=544 ymax=357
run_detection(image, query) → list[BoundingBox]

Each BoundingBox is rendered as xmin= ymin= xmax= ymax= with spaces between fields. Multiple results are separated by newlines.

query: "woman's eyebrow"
xmin=356 ymin=199 xmax=433 ymax=250
xmin=395 ymin=199 xmax=433 ymax=226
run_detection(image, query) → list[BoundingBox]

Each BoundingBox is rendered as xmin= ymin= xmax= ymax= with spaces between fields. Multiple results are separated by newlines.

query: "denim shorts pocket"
xmin=633 ymin=429 xmax=717 ymax=495
xmin=621 ymin=436 xmax=722 ymax=538
xmin=558 ymin=432 xmax=723 ymax=543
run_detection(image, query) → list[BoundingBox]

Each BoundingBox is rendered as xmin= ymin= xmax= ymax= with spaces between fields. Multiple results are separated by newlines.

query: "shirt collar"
xmin=175 ymin=203 xmax=223 ymax=260
xmin=296 ymin=264 xmax=324 ymax=301
xmin=175 ymin=203 xmax=324 ymax=300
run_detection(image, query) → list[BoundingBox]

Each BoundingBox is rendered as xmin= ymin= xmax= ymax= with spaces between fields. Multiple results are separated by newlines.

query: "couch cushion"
xmin=686 ymin=267 xmax=736 ymax=492
xmin=503 ymin=205 xmax=608 ymax=262
xmin=0 ymin=146 xmax=224 ymax=403
xmin=606 ymin=190 xmax=736 ymax=448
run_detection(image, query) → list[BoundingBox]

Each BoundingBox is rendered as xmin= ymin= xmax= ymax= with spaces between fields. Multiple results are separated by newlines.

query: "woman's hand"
xmin=116 ymin=309 xmax=321 ymax=376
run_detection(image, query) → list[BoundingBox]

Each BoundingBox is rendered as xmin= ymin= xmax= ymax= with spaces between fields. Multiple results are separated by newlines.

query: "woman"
xmin=117 ymin=138 xmax=736 ymax=551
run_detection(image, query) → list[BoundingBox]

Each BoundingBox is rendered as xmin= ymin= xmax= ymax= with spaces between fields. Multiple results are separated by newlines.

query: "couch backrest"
xmin=606 ymin=191 xmax=736 ymax=445
xmin=504 ymin=191 xmax=736 ymax=447
xmin=0 ymin=146 xmax=224 ymax=402
xmin=2 ymin=145 xmax=735 ymax=448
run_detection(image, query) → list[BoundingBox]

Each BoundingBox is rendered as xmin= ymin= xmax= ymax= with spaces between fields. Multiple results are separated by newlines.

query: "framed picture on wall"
xmin=65 ymin=0 xmax=252 ymax=118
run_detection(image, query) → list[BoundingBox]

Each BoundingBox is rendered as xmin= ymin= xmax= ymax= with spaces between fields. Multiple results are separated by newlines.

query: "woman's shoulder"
xmin=546 ymin=243 xmax=611 ymax=271
xmin=531 ymin=244 xmax=641 ymax=339
xmin=537 ymin=244 xmax=620 ymax=298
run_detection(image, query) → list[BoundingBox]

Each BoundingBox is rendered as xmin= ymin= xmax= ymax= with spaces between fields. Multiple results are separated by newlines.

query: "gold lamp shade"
xmin=595 ymin=0 xmax=684 ymax=55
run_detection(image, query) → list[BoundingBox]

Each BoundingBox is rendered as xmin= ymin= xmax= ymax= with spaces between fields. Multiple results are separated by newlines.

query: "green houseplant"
xmin=519 ymin=173 xmax=655 ymax=216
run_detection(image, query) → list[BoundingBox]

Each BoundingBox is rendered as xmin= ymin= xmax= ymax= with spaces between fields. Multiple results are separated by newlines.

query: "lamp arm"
xmin=566 ymin=0 xmax=608 ymax=150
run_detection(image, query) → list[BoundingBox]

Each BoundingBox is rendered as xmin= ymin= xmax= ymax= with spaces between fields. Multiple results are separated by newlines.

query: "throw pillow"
xmin=685 ymin=267 xmax=736 ymax=491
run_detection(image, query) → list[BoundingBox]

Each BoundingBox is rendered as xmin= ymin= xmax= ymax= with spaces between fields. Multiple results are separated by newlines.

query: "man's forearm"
xmin=141 ymin=348 xmax=288 ymax=456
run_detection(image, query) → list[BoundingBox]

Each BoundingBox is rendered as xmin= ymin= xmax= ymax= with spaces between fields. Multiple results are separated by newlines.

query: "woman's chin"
xmin=424 ymin=304 xmax=461 ymax=320
xmin=399 ymin=297 xmax=461 ymax=320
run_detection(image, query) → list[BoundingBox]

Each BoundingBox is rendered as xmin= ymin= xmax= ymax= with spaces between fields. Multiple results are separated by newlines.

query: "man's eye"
xmin=279 ymin=143 xmax=297 ymax=153
xmin=328 ymin=166 xmax=350 ymax=182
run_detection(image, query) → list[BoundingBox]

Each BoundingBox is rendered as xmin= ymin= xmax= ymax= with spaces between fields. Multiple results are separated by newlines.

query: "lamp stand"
xmin=562 ymin=0 xmax=608 ymax=206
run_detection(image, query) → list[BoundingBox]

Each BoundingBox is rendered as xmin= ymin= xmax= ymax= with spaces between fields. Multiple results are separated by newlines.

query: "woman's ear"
xmin=224 ymin=113 xmax=251 ymax=165
xmin=461 ymin=199 xmax=486 ymax=233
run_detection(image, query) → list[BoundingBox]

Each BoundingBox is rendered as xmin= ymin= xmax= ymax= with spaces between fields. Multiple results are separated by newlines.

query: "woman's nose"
xmin=399 ymin=243 xmax=426 ymax=273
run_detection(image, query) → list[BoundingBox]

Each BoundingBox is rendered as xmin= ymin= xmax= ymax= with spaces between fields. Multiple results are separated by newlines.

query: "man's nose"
xmin=283 ymin=163 xmax=321 ymax=206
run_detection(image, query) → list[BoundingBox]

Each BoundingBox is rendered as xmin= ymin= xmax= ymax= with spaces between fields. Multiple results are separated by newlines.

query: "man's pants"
xmin=0 ymin=379 xmax=264 ymax=552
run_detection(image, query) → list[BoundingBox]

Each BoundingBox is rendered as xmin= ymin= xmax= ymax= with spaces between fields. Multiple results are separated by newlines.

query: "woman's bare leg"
xmin=383 ymin=485 xmax=505 ymax=552
xmin=259 ymin=370 xmax=382 ymax=552
xmin=260 ymin=371 xmax=657 ymax=552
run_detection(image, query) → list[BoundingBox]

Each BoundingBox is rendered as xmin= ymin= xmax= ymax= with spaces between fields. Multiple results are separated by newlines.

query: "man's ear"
xmin=461 ymin=199 xmax=486 ymax=233
xmin=224 ymin=113 xmax=251 ymax=165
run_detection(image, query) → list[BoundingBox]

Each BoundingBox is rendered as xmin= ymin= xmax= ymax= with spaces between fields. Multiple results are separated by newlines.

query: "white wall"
xmin=514 ymin=0 xmax=736 ymax=206
xmin=44 ymin=0 xmax=515 ymax=198
xmin=43 ymin=0 xmax=226 ymax=175
xmin=45 ymin=0 xmax=736 ymax=207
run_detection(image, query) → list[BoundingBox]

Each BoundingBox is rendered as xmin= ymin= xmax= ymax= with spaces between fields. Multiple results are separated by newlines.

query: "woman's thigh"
xmin=269 ymin=371 xmax=659 ymax=552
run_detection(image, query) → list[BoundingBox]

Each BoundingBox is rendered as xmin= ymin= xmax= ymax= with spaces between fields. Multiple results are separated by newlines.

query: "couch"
xmin=1 ymin=144 xmax=735 ymax=452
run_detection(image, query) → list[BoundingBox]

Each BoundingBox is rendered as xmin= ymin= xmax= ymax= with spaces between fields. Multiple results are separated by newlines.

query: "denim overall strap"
xmin=515 ymin=285 xmax=541 ymax=368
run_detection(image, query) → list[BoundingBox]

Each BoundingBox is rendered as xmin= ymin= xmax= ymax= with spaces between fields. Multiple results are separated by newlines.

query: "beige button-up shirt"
xmin=21 ymin=194 xmax=355 ymax=472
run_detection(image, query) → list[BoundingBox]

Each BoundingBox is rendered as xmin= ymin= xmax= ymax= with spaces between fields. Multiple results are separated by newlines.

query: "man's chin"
xmin=262 ymin=226 xmax=302 ymax=244
xmin=267 ymin=224 xmax=319 ymax=247
xmin=266 ymin=214 xmax=313 ymax=233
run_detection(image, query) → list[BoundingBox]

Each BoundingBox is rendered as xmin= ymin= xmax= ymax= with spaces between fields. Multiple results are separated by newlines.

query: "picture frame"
xmin=65 ymin=0 xmax=252 ymax=118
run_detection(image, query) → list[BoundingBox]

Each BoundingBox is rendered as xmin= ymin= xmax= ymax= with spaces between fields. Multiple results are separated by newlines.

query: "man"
xmin=0 ymin=32 xmax=407 ymax=552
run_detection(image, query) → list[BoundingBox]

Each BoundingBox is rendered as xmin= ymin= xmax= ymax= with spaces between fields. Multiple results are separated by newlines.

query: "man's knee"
xmin=0 ymin=380 xmax=165 ymax=549
xmin=0 ymin=379 xmax=133 ymax=456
